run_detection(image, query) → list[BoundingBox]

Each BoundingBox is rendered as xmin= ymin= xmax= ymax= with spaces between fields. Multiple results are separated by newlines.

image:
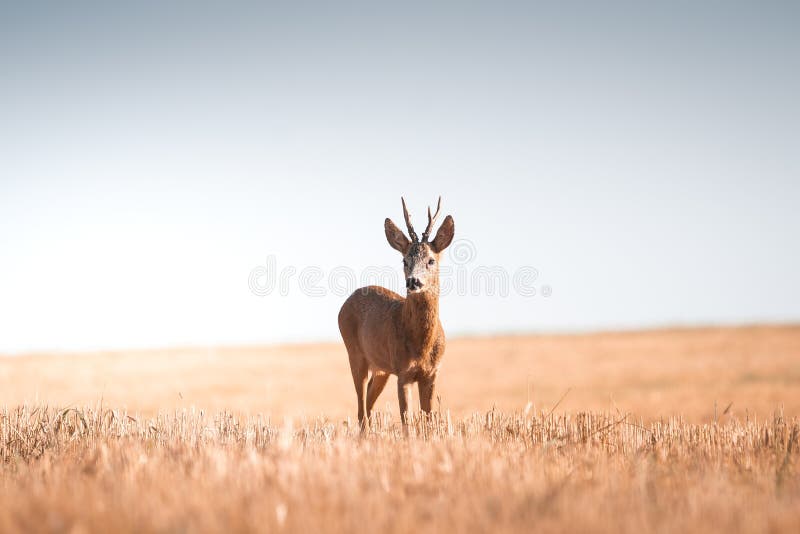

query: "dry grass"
xmin=0 ymin=406 xmax=797 ymax=533
xmin=1 ymin=325 xmax=799 ymax=533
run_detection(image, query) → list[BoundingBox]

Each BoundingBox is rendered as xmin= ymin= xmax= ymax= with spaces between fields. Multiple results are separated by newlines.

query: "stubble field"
xmin=0 ymin=325 xmax=798 ymax=533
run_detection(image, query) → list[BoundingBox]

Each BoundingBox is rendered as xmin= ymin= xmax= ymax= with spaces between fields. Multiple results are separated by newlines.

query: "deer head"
xmin=384 ymin=197 xmax=455 ymax=294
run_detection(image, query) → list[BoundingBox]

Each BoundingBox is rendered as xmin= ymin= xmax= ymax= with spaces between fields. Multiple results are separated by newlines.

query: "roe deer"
xmin=338 ymin=197 xmax=455 ymax=429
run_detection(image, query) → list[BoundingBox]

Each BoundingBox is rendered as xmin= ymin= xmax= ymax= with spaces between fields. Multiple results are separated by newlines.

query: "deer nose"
xmin=406 ymin=277 xmax=423 ymax=290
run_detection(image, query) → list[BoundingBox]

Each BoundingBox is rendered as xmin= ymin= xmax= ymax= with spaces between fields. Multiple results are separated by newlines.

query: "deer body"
xmin=338 ymin=198 xmax=455 ymax=427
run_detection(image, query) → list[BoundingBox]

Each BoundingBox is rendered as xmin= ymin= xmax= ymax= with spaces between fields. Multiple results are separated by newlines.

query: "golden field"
xmin=1 ymin=325 xmax=799 ymax=533
xmin=2 ymin=325 xmax=799 ymax=421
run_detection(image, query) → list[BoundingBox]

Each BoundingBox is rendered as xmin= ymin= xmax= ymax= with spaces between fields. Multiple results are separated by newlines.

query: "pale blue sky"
xmin=1 ymin=2 xmax=798 ymax=352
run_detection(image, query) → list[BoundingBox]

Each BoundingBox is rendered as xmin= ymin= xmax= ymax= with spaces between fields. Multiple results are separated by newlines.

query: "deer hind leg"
xmin=366 ymin=372 xmax=390 ymax=419
xmin=348 ymin=355 xmax=370 ymax=431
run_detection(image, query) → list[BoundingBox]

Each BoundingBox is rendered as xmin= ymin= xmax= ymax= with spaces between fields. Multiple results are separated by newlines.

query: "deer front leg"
xmin=366 ymin=372 xmax=390 ymax=418
xmin=418 ymin=373 xmax=437 ymax=416
xmin=397 ymin=377 xmax=414 ymax=426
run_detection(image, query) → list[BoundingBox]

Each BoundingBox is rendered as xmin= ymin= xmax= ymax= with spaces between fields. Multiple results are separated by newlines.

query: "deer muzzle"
xmin=406 ymin=277 xmax=424 ymax=291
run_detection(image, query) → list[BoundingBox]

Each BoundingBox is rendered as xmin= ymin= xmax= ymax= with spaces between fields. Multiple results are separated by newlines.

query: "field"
xmin=1 ymin=325 xmax=799 ymax=533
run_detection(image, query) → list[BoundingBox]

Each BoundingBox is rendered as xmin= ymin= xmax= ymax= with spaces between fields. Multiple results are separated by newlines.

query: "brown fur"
xmin=338 ymin=199 xmax=455 ymax=427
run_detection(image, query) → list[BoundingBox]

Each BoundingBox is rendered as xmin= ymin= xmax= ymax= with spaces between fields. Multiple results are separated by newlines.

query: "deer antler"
xmin=421 ymin=196 xmax=442 ymax=243
xmin=401 ymin=197 xmax=419 ymax=243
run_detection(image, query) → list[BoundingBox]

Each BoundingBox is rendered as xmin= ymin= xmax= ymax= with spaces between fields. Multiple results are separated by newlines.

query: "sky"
xmin=1 ymin=1 xmax=798 ymax=353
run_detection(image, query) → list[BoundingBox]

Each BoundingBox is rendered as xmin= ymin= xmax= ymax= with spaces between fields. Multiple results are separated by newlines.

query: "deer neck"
xmin=400 ymin=286 xmax=440 ymax=354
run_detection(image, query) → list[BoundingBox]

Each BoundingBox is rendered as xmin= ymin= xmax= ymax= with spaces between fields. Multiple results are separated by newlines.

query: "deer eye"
xmin=428 ymin=259 xmax=435 ymax=266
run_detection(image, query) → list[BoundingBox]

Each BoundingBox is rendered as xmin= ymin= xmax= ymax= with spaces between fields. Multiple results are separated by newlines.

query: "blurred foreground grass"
xmin=0 ymin=405 xmax=797 ymax=533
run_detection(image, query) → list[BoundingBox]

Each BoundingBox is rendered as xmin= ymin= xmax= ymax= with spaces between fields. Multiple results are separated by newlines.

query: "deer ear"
xmin=430 ymin=215 xmax=454 ymax=253
xmin=385 ymin=218 xmax=411 ymax=254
